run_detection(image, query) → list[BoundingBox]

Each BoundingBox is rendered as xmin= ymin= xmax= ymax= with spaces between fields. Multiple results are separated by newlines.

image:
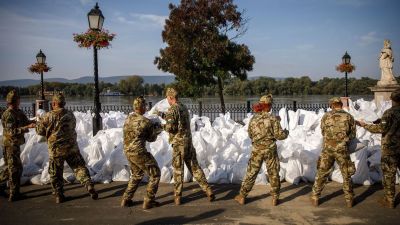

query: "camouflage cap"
xmin=329 ymin=97 xmax=342 ymax=105
xmin=259 ymin=94 xmax=273 ymax=104
xmin=6 ymin=90 xmax=20 ymax=104
xmin=166 ymin=87 xmax=178 ymax=98
xmin=52 ymin=92 xmax=66 ymax=104
xmin=133 ymin=96 xmax=146 ymax=110
xmin=391 ymin=88 xmax=400 ymax=102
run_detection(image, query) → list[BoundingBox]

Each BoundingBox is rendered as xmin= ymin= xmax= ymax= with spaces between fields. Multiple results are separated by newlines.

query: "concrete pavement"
xmin=0 ymin=181 xmax=399 ymax=225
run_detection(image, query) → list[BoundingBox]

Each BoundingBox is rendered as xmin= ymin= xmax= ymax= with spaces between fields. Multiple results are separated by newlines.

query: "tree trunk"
xmin=217 ymin=76 xmax=226 ymax=114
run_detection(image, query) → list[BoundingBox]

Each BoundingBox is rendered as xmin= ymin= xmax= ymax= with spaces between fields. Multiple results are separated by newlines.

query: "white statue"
xmin=378 ymin=39 xmax=398 ymax=86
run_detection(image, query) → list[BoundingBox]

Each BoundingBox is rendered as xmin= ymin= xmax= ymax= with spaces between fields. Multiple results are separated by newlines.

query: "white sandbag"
xmin=284 ymin=158 xmax=303 ymax=185
xmin=279 ymin=107 xmax=289 ymax=130
xmin=160 ymin=166 xmax=172 ymax=183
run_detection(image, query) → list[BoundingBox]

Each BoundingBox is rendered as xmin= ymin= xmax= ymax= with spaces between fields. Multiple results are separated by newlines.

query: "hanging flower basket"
xmin=28 ymin=63 xmax=51 ymax=74
xmin=336 ymin=63 xmax=355 ymax=73
xmin=73 ymin=29 xmax=116 ymax=49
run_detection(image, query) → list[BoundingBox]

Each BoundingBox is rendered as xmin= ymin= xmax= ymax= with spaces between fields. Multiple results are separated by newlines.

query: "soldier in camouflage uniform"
xmin=234 ymin=94 xmax=288 ymax=206
xmin=121 ymin=96 xmax=162 ymax=209
xmin=164 ymin=87 xmax=215 ymax=205
xmin=35 ymin=93 xmax=98 ymax=203
xmin=311 ymin=97 xmax=356 ymax=208
xmin=357 ymin=88 xmax=400 ymax=209
xmin=0 ymin=90 xmax=35 ymax=201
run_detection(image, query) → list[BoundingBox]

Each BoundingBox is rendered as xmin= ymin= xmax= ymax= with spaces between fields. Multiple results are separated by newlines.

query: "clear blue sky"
xmin=0 ymin=0 xmax=399 ymax=81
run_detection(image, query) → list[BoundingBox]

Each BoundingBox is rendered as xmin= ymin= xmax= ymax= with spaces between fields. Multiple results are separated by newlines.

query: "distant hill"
xmin=0 ymin=75 xmax=175 ymax=87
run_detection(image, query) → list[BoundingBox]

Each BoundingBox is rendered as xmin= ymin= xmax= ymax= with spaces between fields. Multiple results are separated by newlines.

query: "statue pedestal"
xmin=369 ymin=84 xmax=399 ymax=108
xmin=35 ymin=99 xmax=49 ymax=113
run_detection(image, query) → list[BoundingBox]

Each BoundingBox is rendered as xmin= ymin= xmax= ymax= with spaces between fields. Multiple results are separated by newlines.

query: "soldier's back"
xmin=249 ymin=112 xmax=278 ymax=145
xmin=1 ymin=108 xmax=28 ymax=146
xmin=322 ymin=110 xmax=353 ymax=141
xmin=123 ymin=113 xmax=151 ymax=152
xmin=46 ymin=108 xmax=77 ymax=150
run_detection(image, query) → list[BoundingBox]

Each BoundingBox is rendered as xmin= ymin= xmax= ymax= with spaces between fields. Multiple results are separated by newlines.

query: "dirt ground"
xmin=0 ymin=181 xmax=399 ymax=225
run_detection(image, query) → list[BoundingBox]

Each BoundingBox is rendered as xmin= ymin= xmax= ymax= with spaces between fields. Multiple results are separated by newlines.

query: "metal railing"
xmin=0 ymin=100 xmax=329 ymax=121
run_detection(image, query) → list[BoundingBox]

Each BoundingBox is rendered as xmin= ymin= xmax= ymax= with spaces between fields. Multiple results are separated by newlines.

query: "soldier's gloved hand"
xmin=356 ymin=120 xmax=366 ymax=127
xmin=373 ymin=118 xmax=381 ymax=124
xmin=283 ymin=129 xmax=289 ymax=135
xmin=26 ymin=123 xmax=36 ymax=129
xmin=275 ymin=115 xmax=281 ymax=121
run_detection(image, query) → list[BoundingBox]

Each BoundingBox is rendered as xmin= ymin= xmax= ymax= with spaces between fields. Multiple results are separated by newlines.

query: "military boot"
xmin=206 ymin=188 xmax=215 ymax=202
xmin=8 ymin=192 xmax=23 ymax=202
xmin=346 ymin=198 xmax=354 ymax=208
xmin=234 ymin=194 xmax=245 ymax=205
xmin=87 ymin=184 xmax=98 ymax=200
xmin=143 ymin=199 xmax=161 ymax=209
xmin=378 ymin=197 xmax=394 ymax=209
xmin=55 ymin=193 xmax=65 ymax=204
xmin=272 ymin=196 xmax=279 ymax=206
xmin=120 ymin=198 xmax=134 ymax=207
xmin=310 ymin=196 xmax=319 ymax=207
xmin=174 ymin=196 xmax=181 ymax=205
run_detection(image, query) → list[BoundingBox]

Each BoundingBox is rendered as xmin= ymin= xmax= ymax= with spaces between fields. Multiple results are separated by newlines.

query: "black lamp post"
xmin=87 ymin=2 xmax=104 ymax=136
xmin=36 ymin=49 xmax=46 ymax=100
xmin=342 ymin=51 xmax=351 ymax=97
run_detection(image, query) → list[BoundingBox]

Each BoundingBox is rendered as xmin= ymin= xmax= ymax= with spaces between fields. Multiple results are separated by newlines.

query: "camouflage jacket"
xmin=248 ymin=111 xmax=288 ymax=149
xmin=164 ymin=101 xmax=191 ymax=145
xmin=123 ymin=113 xmax=160 ymax=155
xmin=36 ymin=108 xmax=78 ymax=157
xmin=321 ymin=109 xmax=356 ymax=150
xmin=364 ymin=105 xmax=400 ymax=155
xmin=1 ymin=108 xmax=30 ymax=146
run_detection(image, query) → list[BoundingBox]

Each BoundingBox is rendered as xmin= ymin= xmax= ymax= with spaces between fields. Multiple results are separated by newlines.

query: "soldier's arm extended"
xmin=362 ymin=111 xmax=390 ymax=134
xmin=348 ymin=114 xmax=356 ymax=140
xmin=163 ymin=105 xmax=179 ymax=134
xmin=320 ymin=114 xmax=328 ymax=136
xmin=2 ymin=112 xmax=30 ymax=137
xmin=247 ymin=117 xmax=255 ymax=140
xmin=146 ymin=121 xmax=162 ymax=142
xmin=36 ymin=113 xmax=50 ymax=136
xmin=272 ymin=117 xmax=288 ymax=140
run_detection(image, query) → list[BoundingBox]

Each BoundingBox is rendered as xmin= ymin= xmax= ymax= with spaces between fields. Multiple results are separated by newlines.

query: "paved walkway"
xmin=0 ymin=181 xmax=399 ymax=224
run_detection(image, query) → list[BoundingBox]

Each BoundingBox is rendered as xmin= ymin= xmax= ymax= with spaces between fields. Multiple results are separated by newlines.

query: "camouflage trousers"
xmin=381 ymin=153 xmax=400 ymax=203
xmin=122 ymin=151 xmax=160 ymax=201
xmin=0 ymin=146 xmax=23 ymax=195
xmin=311 ymin=149 xmax=355 ymax=201
xmin=172 ymin=141 xmax=211 ymax=197
xmin=240 ymin=148 xmax=280 ymax=198
xmin=49 ymin=151 xmax=92 ymax=195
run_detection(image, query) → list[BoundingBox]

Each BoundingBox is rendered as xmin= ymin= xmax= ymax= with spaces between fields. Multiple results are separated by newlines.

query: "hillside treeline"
xmin=1 ymin=76 xmax=397 ymax=98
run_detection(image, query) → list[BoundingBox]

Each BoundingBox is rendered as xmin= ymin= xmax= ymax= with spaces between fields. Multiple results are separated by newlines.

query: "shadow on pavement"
xmin=281 ymin=183 xmax=312 ymax=204
xmin=135 ymin=209 xmax=225 ymax=225
xmin=354 ymin=184 xmax=382 ymax=206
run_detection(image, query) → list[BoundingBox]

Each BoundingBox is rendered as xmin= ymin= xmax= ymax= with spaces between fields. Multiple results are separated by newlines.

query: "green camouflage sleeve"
xmin=363 ymin=111 xmax=389 ymax=134
xmin=2 ymin=112 xmax=28 ymax=137
xmin=146 ymin=121 xmax=160 ymax=142
xmin=248 ymin=117 xmax=255 ymax=140
xmin=272 ymin=117 xmax=288 ymax=140
xmin=348 ymin=114 xmax=356 ymax=140
xmin=320 ymin=114 xmax=328 ymax=136
xmin=164 ymin=105 xmax=179 ymax=134
xmin=36 ymin=113 xmax=50 ymax=136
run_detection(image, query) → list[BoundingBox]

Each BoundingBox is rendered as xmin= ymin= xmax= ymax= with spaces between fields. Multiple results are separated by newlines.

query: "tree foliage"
xmin=155 ymin=0 xmax=255 ymax=112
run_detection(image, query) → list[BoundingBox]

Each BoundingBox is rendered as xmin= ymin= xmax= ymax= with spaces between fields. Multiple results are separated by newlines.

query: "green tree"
xmin=155 ymin=0 xmax=255 ymax=113
xmin=118 ymin=75 xmax=144 ymax=96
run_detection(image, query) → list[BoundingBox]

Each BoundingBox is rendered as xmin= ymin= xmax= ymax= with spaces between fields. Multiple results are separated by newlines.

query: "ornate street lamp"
xmin=88 ymin=2 xmax=104 ymax=135
xmin=342 ymin=51 xmax=351 ymax=97
xmin=36 ymin=49 xmax=46 ymax=100
xmin=87 ymin=2 xmax=104 ymax=30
